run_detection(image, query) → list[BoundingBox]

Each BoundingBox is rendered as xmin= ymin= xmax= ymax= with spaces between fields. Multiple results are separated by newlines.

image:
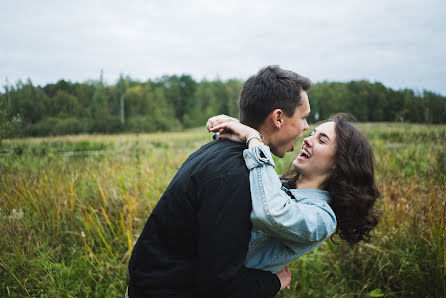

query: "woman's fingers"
xmin=209 ymin=122 xmax=231 ymax=133
xmin=206 ymin=114 xmax=237 ymax=131
xmin=210 ymin=122 xmax=246 ymax=143
xmin=210 ymin=122 xmax=260 ymax=144
xmin=216 ymin=129 xmax=244 ymax=143
xmin=206 ymin=118 xmax=215 ymax=132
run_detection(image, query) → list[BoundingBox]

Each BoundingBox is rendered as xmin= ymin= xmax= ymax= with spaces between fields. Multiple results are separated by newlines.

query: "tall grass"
xmin=1 ymin=124 xmax=445 ymax=297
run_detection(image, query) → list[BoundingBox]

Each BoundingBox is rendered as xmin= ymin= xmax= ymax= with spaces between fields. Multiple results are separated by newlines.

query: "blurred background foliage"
xmin=1 ymin=74 xmax=445 ymax=141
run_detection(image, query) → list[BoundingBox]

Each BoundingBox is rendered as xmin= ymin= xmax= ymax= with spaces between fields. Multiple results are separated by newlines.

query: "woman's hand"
xmin=209 ymin=120 xmax=259 ymax=144
xmin=276 ymin=264 xmax=291 ymax=291
xmin=206 ymin=114 xmax=239 ymax=132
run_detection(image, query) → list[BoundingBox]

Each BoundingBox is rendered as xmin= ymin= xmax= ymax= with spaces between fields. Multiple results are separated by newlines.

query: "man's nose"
xmin=303 ymin=119 xmax=309 ymax=131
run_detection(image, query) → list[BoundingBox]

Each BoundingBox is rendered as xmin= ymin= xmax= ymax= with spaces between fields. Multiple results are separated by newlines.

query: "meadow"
xmin=0 ymin=123 xmax=445 ymax=297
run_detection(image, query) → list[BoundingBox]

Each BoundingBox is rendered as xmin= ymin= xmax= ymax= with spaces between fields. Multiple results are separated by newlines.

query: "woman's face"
xmin=292 ymin=121 xmax=337 ymax=178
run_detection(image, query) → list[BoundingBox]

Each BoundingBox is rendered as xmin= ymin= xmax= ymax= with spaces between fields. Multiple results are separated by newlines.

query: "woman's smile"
xmin=292 ymin=121 xmax=337 ymax=178
xmin=297 ymin=147 xmax=311 ymax=160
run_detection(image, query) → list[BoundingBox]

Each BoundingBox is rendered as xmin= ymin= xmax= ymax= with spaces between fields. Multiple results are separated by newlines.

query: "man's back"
xmin=128 ymin=139 xmax=280 ymax=297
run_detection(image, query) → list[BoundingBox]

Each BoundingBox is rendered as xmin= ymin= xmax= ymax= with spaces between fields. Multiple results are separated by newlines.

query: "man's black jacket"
xmin=128 ymin=139 xmax=280 ymax=297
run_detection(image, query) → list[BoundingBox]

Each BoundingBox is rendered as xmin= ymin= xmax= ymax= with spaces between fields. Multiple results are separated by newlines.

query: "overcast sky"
xmin=1 ymin=0 xmax=445 ymax=95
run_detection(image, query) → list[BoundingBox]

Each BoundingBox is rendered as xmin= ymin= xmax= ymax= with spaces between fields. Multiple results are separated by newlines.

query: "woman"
xmin=208 ymin=113 xmax=380 ymax=273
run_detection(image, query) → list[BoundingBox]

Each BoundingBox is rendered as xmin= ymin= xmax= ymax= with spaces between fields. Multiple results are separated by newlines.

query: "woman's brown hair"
xmin=282 ymin=113 xmax=380 ymax=245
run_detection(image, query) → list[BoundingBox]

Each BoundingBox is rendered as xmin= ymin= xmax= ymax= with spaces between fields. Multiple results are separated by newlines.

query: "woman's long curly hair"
xmin=282 ymin=113 xmax=381 ymax=245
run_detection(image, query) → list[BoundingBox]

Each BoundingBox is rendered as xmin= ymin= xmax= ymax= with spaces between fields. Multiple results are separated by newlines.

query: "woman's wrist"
xmin=246 ymin=132 xmax=264 ymax=148
xmin=247 ymin=137 xmax=264 ymax=148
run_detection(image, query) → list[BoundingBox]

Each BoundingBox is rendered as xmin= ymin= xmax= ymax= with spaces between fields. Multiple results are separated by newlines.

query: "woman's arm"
xmin=207 ymin=116 xmax=263 ymax=146
xmin=244 ymin=145 xmax=336 ymax=243
xmin=207 ymin=118 xmax=336 ymax=243
xmin=206 ymin=114 xmax=239 ymax=132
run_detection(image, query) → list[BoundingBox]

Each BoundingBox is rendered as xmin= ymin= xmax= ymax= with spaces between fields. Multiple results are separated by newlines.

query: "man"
xmin=128 ymin=65 xmax=311 ymax=297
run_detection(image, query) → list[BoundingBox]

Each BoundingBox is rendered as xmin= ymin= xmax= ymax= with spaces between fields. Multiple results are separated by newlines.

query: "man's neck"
xmin=257 ymin=125 xmax=273 ymax=147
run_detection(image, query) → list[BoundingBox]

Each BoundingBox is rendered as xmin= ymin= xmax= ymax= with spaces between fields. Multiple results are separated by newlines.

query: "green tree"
xmin=402 ymin=89 xmax=424 ymax=122
xmin=160 ymin=74 xmax=197 ymax=125
xmin=91 ymin=74 xmax=111 ymax=132
xmin=1 ymin=74 xmax=445 ymax=138
xmin=0 ymin=98 xmax=21 ymax=145
xmin=423 ymin=91 xmax=446 ymax=123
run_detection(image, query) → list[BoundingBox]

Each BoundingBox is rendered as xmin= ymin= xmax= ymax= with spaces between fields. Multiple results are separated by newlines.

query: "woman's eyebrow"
xmin=319 ymin=132 xmax=331 ymax=142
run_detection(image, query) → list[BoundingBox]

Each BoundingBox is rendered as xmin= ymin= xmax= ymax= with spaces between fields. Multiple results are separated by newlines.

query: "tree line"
xmin=1 ymin=74 xmax=445 ymax=140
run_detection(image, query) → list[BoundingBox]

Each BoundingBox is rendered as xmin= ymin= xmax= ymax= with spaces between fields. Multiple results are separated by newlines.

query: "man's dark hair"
xmin=238 ymin=65 xmax=311 ymax=129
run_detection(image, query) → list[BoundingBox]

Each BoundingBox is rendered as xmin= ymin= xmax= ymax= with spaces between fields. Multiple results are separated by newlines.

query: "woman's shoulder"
xmin=287 ymin=188 xmax=336 ymax=223
xmin=288 ymin=188 xmax=331 ymax=204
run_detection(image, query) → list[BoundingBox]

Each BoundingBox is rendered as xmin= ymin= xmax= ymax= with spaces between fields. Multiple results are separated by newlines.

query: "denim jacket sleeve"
xmin=243 ymin=144 xmax=336 ymax=243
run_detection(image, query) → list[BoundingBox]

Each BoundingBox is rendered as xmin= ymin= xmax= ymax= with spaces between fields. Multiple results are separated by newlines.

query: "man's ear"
xmin=270 ymin=109 xmax=283 ymax=129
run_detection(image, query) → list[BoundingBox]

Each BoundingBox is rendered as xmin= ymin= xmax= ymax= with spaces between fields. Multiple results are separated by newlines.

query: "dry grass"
xmin=1 ymin=124 xmax=445 ymax=297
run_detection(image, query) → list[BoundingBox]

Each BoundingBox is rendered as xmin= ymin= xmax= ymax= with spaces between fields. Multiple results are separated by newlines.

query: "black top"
xmin=128 ymin=139 xmax=280 ymax=297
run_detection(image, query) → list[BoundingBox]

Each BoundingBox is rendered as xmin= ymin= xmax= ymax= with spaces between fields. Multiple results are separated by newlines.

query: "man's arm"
xmin=195 ymin=170 xmax=281 ymax=298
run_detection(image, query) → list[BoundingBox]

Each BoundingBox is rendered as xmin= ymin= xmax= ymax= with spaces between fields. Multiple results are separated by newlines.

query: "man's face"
xmin=269 ymin=91 xmax=311 ymax=158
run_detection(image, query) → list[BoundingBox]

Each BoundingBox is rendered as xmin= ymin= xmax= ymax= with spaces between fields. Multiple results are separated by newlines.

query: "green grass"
xmin=1 ymin=124 xmax=445 ymax=297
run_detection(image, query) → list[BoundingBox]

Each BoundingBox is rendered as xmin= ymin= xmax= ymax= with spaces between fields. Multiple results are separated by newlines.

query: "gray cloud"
xmin=1 ymin=0 xmax=445 ymax=94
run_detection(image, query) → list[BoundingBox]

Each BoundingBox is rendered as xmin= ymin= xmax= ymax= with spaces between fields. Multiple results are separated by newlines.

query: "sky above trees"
xmin=1 ymin=0 xmax=445 ymax=95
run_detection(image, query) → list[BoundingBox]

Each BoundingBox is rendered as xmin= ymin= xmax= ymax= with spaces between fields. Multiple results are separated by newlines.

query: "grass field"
xmin=1 ymin=123 xmax=445 ymax=297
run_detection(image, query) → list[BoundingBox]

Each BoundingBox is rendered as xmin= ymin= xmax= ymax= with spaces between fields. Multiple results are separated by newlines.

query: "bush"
xmin=27 ymin=117 xmax=94 ymax=136
xmin=126 ymin=115 xmax=181 ymax=133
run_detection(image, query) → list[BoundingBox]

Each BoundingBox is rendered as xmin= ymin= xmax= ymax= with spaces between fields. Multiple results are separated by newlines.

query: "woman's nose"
xmin=303 ymin=136 xmax=312 ymax=147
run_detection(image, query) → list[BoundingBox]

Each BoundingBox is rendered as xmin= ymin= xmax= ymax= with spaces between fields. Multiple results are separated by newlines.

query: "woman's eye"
xmin=319 ymin=139 xmax=325 ymax=144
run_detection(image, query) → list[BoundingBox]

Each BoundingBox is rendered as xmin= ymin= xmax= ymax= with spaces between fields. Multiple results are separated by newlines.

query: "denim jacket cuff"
xmin=243 ymin=144 xmax=275 ymax=170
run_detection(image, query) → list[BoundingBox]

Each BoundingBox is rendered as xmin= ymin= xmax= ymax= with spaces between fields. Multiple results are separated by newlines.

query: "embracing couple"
xmin=127 ymin=66 xmax=380 ymax=297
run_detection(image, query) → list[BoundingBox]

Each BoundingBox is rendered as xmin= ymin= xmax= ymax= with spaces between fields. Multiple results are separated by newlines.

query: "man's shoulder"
xmin=182 ymin=139 xmax=248 ymax=180
xmin=189 ymin=139 xmax=246 ymax=163
xmin=199 ymin=138 xmax=245 ymax=153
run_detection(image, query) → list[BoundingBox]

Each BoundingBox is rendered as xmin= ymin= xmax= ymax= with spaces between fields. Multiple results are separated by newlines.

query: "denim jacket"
xmin=243 ymin=144 xmax=336 ymax=273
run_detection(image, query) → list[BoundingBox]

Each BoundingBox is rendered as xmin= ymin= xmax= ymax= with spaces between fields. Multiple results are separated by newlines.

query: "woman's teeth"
xmin=300 ymin=148 xmax=311 ymax=158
